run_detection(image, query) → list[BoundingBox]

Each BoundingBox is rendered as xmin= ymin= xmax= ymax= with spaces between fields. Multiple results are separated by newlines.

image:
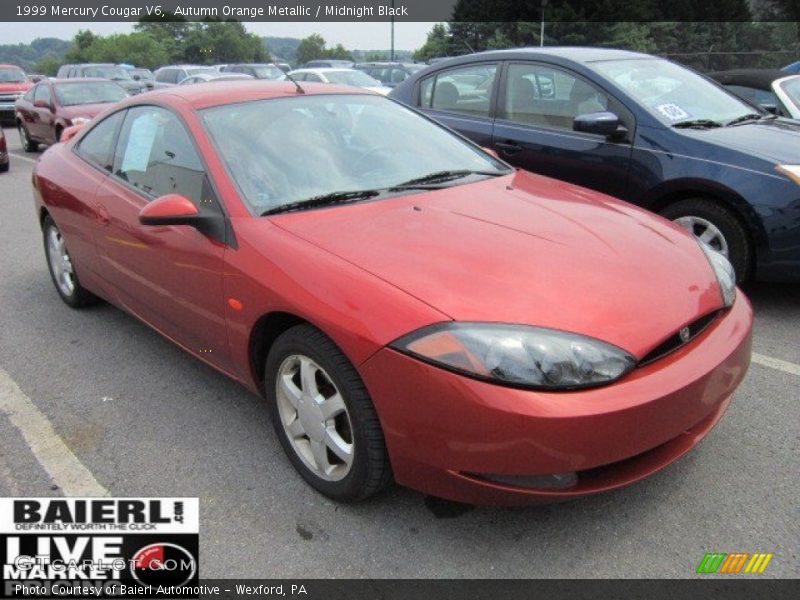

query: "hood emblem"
xmin=679 ymin=327 xmax=691 ymax=343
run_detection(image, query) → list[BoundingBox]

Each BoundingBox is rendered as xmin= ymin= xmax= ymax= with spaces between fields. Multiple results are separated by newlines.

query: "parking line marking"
xmin=752 ymin=352 xmax=800 ymax=377
xmin=0 ymin=368 xmax=108 ymax=496
xmin=9 ymin=153 xmax=37 ymax=164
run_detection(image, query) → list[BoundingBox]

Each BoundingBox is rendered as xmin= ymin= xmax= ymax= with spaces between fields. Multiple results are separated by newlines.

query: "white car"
xmin=287 ymin=68 xmax=391 ymax=95
xmin=178 ymin=73 xmax=254 ymax=85
xmin=773 ymin=75 xmax=800 ymax=119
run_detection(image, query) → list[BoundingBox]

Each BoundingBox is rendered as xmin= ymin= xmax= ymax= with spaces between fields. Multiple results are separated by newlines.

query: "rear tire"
xmin=265 ymin=324 xmax=392 ymax=502
xmin=18 ymin=122 xmax=38 ymax=152
xmin=0 ymin=161 xmax=8 ymax=173
xmin=660 ymin=198 xmax=752 ymax=283
xmin=42 ymin=216 xmax=99 ymax=308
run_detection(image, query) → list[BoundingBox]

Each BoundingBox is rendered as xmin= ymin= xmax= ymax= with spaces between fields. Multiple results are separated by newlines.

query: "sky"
xmin=0 ymin=22 xmax=437 ymax=50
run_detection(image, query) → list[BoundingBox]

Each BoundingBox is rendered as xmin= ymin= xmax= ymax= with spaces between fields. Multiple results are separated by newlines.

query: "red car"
xmin=15 ymin=78 xmax=128 ymax=150
xmin=0 ymin=127 xmax=8 ymax=172
xmin=0 ymin=64 xmax=32 ymax=123
xmin=32 ymin=82 xmax=752 ymax=505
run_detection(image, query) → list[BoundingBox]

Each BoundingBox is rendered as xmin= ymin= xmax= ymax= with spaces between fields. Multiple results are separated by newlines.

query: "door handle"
xmin=495 ymin=141 xmax=523 ymax=155
xmin=95 ymin=206 xmax=110 ymax=226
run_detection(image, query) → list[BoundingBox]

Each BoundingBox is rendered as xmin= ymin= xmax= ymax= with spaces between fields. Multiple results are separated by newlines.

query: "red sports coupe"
xmin=32 ymin=81 xmax=752 ymax=505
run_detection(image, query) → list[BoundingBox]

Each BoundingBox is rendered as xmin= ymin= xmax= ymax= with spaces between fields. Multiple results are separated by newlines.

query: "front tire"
xmin=18 ymin=122 xmax=38 ymax=152
xmin=42 ymin=216 xmax=98 ymax=308
xmin=660 ymin=198 xmax=752 ymax=283
xmin=265 ymin=324 xmax=392 ymax=502
xmin=0 ymin=161 xmax=7 ymax=173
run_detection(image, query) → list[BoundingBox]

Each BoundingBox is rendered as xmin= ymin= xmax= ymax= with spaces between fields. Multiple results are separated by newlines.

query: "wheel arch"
xmin=249 ymin=311 xmax=310 ymax=393
xmin=643 ymin=180 xmax=767 ymax=256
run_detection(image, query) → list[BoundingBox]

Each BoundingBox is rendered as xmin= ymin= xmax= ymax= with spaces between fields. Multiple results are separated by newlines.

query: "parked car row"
xmin=390 ymin=47 xmax=800 ymax=283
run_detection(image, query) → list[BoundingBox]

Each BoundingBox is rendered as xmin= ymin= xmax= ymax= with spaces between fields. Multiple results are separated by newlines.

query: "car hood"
xmin=0 ymin=82 xmax=31 ymax=94
xmin=59 ymin=103 xmax=115 ymax=119
xmin=681 ymin=117 xmax=800 ymax=163
xmin=271 ymin=171 xmax=725 ymax=357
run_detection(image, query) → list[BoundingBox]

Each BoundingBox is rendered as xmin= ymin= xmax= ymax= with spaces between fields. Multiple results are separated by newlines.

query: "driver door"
xmin=491 ymin=62 xmax=635 ymax=199
xmin=91 ymin=105 xmax=234 ymax=373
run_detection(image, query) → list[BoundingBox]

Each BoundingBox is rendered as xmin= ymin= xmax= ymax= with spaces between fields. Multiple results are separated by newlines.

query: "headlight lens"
xmin=776 ymin=164 xmax=800 ymax=185
xmin=391 ymin=323 xmax=636 ymax=390
xmin=698 ymin=240 xmax=736 ymax=308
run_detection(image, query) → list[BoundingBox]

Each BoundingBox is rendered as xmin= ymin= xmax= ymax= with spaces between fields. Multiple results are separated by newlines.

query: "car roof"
xmin=707 ymin=69 xmax=786 ymax=89
xmin=48 ymin=78 xmax=116 ymax=84
xmin=431 ymin=47 xmax=652 ymax=67
xmin=292 ymin=68 xmax=356 ymax=73
xmin=132 ymin=80 xmax=371 ymax=109
xmin=157 ymin=65 xmax=213 ymax=70
xmin=0 ymin=64 xmax=24 ymax=69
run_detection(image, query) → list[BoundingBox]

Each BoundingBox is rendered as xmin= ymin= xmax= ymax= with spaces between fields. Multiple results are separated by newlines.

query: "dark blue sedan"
xmin=390 ymin=48 xmax=800 ymax=282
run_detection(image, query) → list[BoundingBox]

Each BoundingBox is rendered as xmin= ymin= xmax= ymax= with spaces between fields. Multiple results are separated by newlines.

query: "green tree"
xmin=413 ymin=23 xmax=451 ymax=60
xmin=65 ymin=29 xmax=97 ymax=62
xmin=134 ymin=12 xmax=190 ymax=62
xmin=295 ymin=34 xmax=327 ymax=65
xmin=80 ymin=32 xmax=169 ymax=69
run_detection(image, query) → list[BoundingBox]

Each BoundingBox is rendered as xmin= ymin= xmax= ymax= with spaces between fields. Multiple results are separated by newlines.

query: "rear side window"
xmin=419 ymin=63 xmax=497 ymax=117
xmin=113 ymin=106 xmax=211 ymax=205
xmin=75 ymin=110 xmax=125 ymax=171
xmin=33 ymin=85 xmax=51 ymax=106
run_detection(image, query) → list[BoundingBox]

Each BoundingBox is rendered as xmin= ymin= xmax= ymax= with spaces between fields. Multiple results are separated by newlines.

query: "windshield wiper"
xmin=726 ymin=113 xmax=776 ymax=126
xmin=672 ymin=119 xmax=722 ymax=129
xmin=390 ymin=169 xmax=505 ymax=189
xmin=261 ymin=190 xmax=381 ymax=216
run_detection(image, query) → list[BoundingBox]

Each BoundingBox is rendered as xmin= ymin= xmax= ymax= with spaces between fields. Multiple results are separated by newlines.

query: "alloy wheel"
xmin=674 ymin=215 xmax=729 ymax=257
xmin=275 ymin=354 xmax=354 ymax=482
xmin=47 ymin=227 xmax=76 ymax=297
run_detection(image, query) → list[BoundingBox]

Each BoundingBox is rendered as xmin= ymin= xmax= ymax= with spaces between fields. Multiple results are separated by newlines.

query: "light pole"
xmin=540 ymin=0 xmax=548 ymax=47
xmin=390 ymin=0 xmax=395 ymax=61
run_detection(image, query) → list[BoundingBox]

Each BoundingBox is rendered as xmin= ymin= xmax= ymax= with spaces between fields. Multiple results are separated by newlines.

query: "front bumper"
xmin=360 ymin=295 xmax=753 ymax=505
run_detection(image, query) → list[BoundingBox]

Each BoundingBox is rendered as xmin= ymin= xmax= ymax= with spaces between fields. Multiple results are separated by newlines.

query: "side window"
xmin=155 ymin=69 xmax=169 ymax=83
xmin=391 ymin=68 xmax=407 ymax=84
xmin=34 ymin=85 xmax=51 ymax=106
xmin=500 ymin=63 xmax=608 ymax=129
xmin=75 ymin=110 xmax=125 ymax=171
xmin=113 ymin=106 xmax=211 ymax=206
xmin=420 ymin=63 xmax=497 ymax=117
xmin=23 ymin=88 xmax=35 ymax=102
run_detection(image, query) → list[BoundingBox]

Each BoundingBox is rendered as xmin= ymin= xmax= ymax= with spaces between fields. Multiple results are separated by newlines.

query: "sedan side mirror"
xmin=139 ymin=194 xmax=227 ymax=244
xmin=573 ymin=111 xmax=626 ymax=139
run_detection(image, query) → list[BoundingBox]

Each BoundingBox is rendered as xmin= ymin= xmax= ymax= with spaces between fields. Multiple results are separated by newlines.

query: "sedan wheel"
xmin=42 ymin=216 xmax=98 ymax=308
xmin=660 ymin=198 xmax=752 ymax=284
xmin=18 ymin=123 xmax=38 ymax=152
xmin=265 ymin=324 xmax=392 ymax=502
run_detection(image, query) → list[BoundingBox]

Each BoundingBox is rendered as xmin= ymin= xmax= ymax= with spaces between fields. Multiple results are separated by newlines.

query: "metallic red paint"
xmin=31 ymin=82 xmax=753 ymax=504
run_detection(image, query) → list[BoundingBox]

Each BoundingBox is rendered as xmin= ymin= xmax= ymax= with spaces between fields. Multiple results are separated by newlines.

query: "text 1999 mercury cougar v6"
xmin=32 ymin=81 xmax=752 ymax=504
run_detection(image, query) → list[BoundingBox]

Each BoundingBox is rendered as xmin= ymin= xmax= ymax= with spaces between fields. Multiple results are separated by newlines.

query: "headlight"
xmin=698 ymin=240 xmax=736 ymax=308
xmin=70 ymin=117 xmax=91 ymax=126
xmin=391 ymin=323 xmax=636 ymax=390
xmin=776 ymin=164 xmax=800 ymax=185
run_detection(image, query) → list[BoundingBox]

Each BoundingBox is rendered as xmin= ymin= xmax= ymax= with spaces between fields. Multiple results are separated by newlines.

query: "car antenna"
xmin=284 ymin=72 xmax=305 ymax=94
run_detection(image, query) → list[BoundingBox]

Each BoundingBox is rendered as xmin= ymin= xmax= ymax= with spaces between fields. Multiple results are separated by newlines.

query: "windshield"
xmin=778 ymin=77 xmax=800 ymax=109
xmin=253 ymin=66 xmax=285 ymax=80
xmin=592 ymin=58 xmax=755 ymax=125
xmin=202 ymin=94 xmax=508 ymax=214
xmin=186 ymin=67 xmax=218 ymax=77
xmin=131 ymin=69 xmax=153 ymax=80
xmin=54 ymin=82 xmax=128 ymax=106
xmin=0 ymin=67 xmax=27 ymax=83
xmin=324 ymin=70 xmax=381 ymax=87
xmin=83 ymin=66 xmax=131 ymax=80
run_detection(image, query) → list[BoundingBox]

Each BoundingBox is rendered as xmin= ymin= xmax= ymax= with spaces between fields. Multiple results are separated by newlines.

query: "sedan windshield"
xmin=592 ymin=58 xmax=756 ymax=125
xmin=777 ymin=76 xmax=800 ymax=110
xmin=83 ymin=66 xmax=131 ymax=80
xmin=0 ymin=67 xmax=27 ymax=82
xmin=323 ymin=70 xmax=382 ymax=87
xmin=54 ymin=82 xmax=128 ymax=106
xmin=202 ymin=94 xmax=509 ymax=214
xmin=253 ymin=66 xmax=285 ymax=80
xmin=186 ymin=67 xmax=218 ymax=77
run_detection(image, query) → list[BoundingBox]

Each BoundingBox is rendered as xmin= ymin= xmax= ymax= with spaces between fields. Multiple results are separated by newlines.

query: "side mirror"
xmin=139 ymin=194 xmax=199 ymax=226
xmin=60 ymin=124 xmax=85 ymax=143
xmin=139 ymin=194 xmax=227 ymax=244
xmin=573 ymin=111 xmax=626 ymax=138
xmin=761 ymin=103 xmax=778 ymax=115
xmin=482 ymin=146 xmax=499 ymax=158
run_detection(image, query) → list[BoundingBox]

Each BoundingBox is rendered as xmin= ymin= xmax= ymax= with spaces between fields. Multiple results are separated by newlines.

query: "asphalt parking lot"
xmin=0 ymin=127 xmax=798 ymax=579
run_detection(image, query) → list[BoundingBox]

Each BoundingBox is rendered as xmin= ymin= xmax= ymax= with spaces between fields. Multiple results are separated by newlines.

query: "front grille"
xmin=639 ymin=310 xmax=721 ymax=366
xmin=0 ymin=94 xmax=20 ymax=102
